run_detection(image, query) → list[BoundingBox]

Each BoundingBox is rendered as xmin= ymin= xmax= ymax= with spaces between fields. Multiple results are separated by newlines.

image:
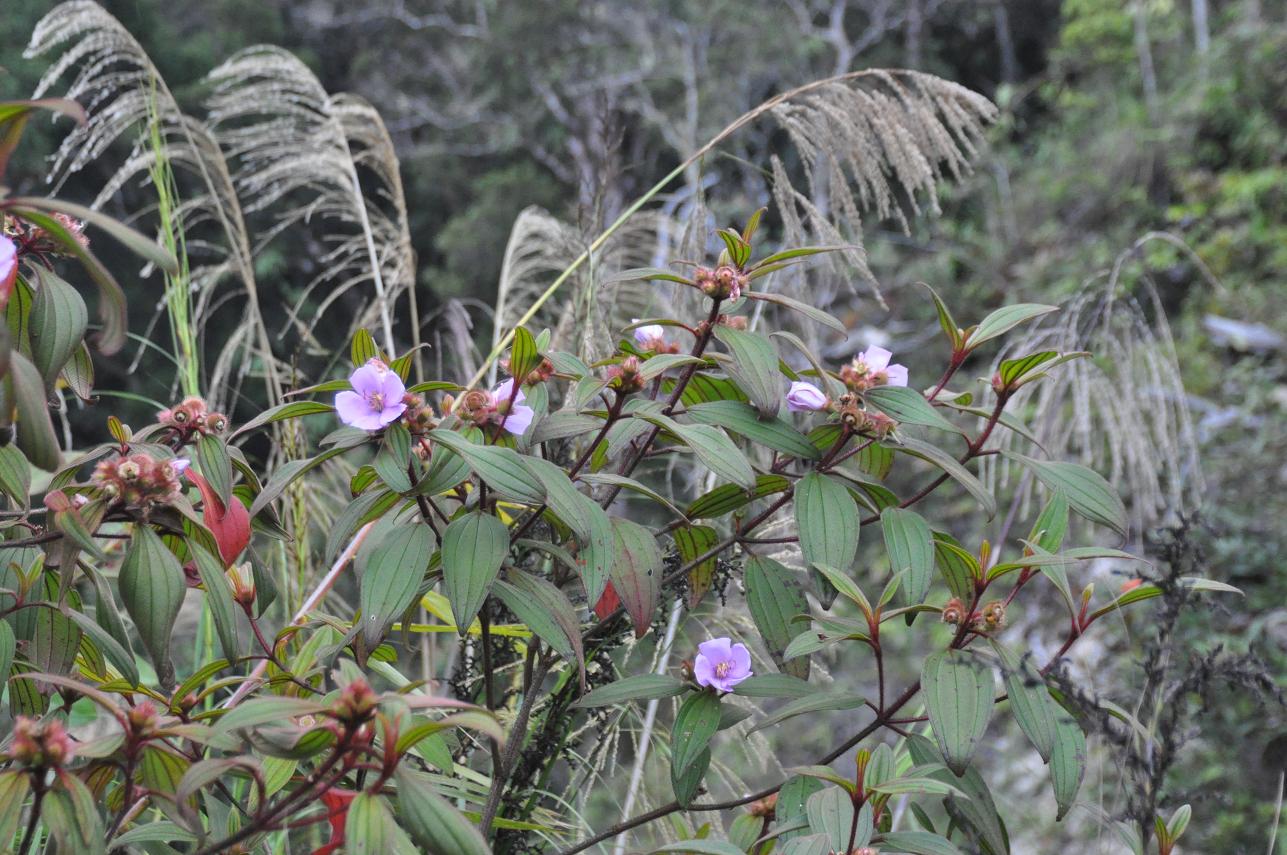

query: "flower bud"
xmin=718 ymin=314 xmax=748 ymax=330
xmin=227 ymin=562 xmax=256 ymax=608
xmin=941 ymin=597 xmax=966 ymax=625
xmin=606 ymin=356 xmax=644 ymax=394
xmin=7 ymin=717 xmax=74 ymax=769
xmin=331 ymin=678 xmax=379 ymax=724
xmin=748 ymin=792 xmax=778 ymax=818
xmin=785 ymin=381 xmax=828 ymax=413
xmin=978 ymin=600 xmax=1006 ymax=631
xmin=205 ymin=412 xmax=229 ymax=434
xmin=128 ymin=701 xmax=161 ymax=738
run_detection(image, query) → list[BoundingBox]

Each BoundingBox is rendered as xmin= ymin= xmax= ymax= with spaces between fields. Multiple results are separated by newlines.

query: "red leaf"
xmin=311 ymin=787 xmax=358 ymax=855
xmin=593 ymin=581 xmax=620 ymax=621
xmin=185 ymin=469 xmax=251 ymax=566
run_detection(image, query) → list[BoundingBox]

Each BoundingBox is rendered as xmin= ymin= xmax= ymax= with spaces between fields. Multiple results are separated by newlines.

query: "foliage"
xmin=0 ymin=1 xmax=1280 ymax=853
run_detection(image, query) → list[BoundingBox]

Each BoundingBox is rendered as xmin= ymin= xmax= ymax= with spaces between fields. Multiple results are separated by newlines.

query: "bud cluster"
xmin=330 ymin=678 xmax=379 ymax=725
xmin=833 ymin=393 xmax=897 ymax=439
xmin=7 ymin=716 xmax=74 ymax=769
xmin=940 ymin=597 xmax=1006 ymax=632
xmin=695 ymin=265 xmax=747 ymax=301
xmin=92 ymin=452 xmax=187 ymax=508
xmin=3 ymin=213 xmax=90 ymax=257
xmin=399 ymin=393 xmax=438 ymax=434
xmin=156 ymin=396 xmax=228 ymax=441
xmin=127 ymin=700 xmax=161 ymax=739
xmin=605 ymin=356 xmax=645 ymax=394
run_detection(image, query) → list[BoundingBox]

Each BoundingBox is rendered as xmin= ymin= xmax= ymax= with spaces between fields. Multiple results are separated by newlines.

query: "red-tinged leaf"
xmin=608 ymin=518 xmax=662 ymax=637
xmin=593 ymin=581 xmax=620 ymax=621
xmin=315 ymin=787 xmax=359 ymax=855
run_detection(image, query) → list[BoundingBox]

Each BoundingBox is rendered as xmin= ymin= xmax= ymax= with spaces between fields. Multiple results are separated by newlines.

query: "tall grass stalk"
xmin=145 ymin=82 xmax=199 ymax=398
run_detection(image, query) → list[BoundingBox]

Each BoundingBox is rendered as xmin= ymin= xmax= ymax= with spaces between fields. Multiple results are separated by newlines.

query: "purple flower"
xmin=335 ymin=359 xmax=408 ymax=431
xmin=171 ymin=457 xmax=191 ymax=475
xmin=632 ymin=319 xmax=666 ymax=348
xmin=693 ymin=637 xmax=752 ymax=693
xmin=786 ymin=380 xmax=828 ymax=412
xmin=491 ymin=378 xmax=535 ymax=436
xmin=857 ymin=345 xmax=908 ymax=387
xmin=1 ymin=235 xmax=17 ymax=293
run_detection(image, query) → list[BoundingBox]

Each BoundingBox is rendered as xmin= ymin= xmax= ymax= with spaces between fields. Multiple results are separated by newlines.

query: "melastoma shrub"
xmin=0 ymin=81 xmax=1231 ymax=855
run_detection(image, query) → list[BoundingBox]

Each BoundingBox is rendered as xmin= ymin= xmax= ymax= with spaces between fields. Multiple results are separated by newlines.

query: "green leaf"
xmin=640 ymin=414 xmax=756 ymax=488
xmin=1003 ymin=452 xmax=1127 ymax=537
xmin=579 ymin=472 xmax=690 ymax=523
xmin=249 ymin=445 xmax=350 ymax=517
xmin=732 ymin=673 xmax=815 ymax=699
xmin=649 ymin=842 xmax=745 ymax=855
xmin=609 ymin=517 xmax=663 ymax=637
xmin=0 ymin=444 xmax=30 ymax=505
xmin=0 ymin=622 xmax=13 ymax=694
xmin=28 ymin=267 xmax=88 ymax=392
xmin=777 ymin=775 xmax=825 ymax=843
xmin=685 ymin=474 xmax=789 ymax=519
xmin=685 ymin=400 xmax=820 ymax=459
xmin=992 ymin=640 xmax=1058 ymax=763
xmin=440 ymin=513 xmax=508 ymax=638
xmin=794 ymin=473 xmax=859 ymax=607
xmin=351 ymin=329 xmax=380 ymax=365
xmin=494 ymin=570 xmax=584 ymax=686
xmin=232 ymin=400 xmax=334 ymax=439
xmin=998 ymin=351 xmax=1059 ymax=387
xmin=922 ymin=649 xmax=996 ymax=775
xmin=63 ymin=607 xmax=138 ymax=688
xmin=964 ymin=303 xmax=1058 ymax=350
xmin=906 ymin=734 xmax=1009 ymax=854
xmin=743 ymin=290 xmax=846 ymax=334
xmin=671 ymin=691 xmax=720 ymax=804
xmin=395 ymin=767 xmax=491 ymax=854
xmin=919 ymin=283 xmax=963 ymax=351
xmin=1028 ymin=490 xmax=1070 ymax=553
xmin=606 ymin=267 xmax=693 ymax=285
xmin=119 ymin=526 xmax=186 ymax=685
xmin=877 ymin=830 xmax=966 ymax=855
xmin=215 ymin=696 xmax=329 ymax=736
xmin=360 ymin=522 xmax=436 ymax=647
xmin=881 ymin=507 xmax=935 ymax=606
xmin=895 ymin=437 xmax=997 ymax=519
xmin=429 ymin=429 xmax=545 ymax=504
xmin=748 ymin=692 xmax=865 ymax=733
xmin=865 ymin=386 xmax=964 ymax=435
xmin=530 ymin=410 xmax=602 ymax=444
xmin=195 ymin=434 xmax=234 ymax=508
xmin=345 ymin=792 xmax=408 ymax=854
xmin=5 ymin=351 xmax=61 ymax=471
xmin=806 ymin=787 xmax=861 ymax=851
xmin=570 ymin=674 xmax=686 ymax=709
xmin=744 ymin=556 xmax=811 ymax=679
xmin=190 ymin=542 xmax=244 ymax=667
xmin=1050 ymin=712 xmax=1086 ymax=821
xmin=509 ymin=326 xmax=541 ymax=383
xmin=674 ymin=524 xmax=719 ymax=608
xmin=713 ymin=326 xmax=783 ymax=417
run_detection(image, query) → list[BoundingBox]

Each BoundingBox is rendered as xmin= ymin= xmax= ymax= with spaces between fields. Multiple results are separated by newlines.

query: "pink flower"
xmin=857 ymin=345 xmax=908 ymax=387
xmin=786 ymin=381 xmax=828 ymax=412
xmin=693 ymin=637 xmax=752 ymax=693
xmin=171 ymin=457 xmax=191 ymax=475
xmin=334 ymin=359 xmax=408 ymax=431
xmin=491 ymin=378 xmax=535 ymax=436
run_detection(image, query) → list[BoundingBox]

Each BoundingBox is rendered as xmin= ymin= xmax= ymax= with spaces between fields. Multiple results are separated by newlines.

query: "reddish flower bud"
xmin=331 ymin=678 xmax=379 ymax=724
xmin=941 ymin=597 xmax=966 ymax=625
xmin=7 ymin=716 xmax=74 ymax=769
xmin=749 ymin=792 xmax=778 ymax=818
xmin=185 ymin=469 xmax=252 ymax=566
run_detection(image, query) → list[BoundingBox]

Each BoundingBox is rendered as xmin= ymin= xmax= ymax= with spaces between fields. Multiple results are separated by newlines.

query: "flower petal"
xmin=693 ymin=654 xmax=715 ymax=689
xmin=492 ymin=378 xmax=516 ymax=406
xmin=378 ymin=402 xmax=408 ymax=427
xmin=334 ymin=390 xmax=371 ymax=427
xmin=380 ymin=368 xmax=407 ymax=402
xmin=883 ymin=363 xmax=909 ymax=387
xmin=502 ymin=403 xmax=535 ymax=436
xmin=861 ymin=346 xmax=892 ymax=372
xmin=698 ymin=637 xmax=733 ymax=663
xmin=347 ymin=364 xmax=382 ymax=397
xmin=730 ymin=642 xmax=752 ymax=677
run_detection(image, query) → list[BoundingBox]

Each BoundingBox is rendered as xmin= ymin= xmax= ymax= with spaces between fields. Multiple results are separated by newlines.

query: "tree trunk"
xmin=993 ymin=0 xmax=1020 ymax=84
